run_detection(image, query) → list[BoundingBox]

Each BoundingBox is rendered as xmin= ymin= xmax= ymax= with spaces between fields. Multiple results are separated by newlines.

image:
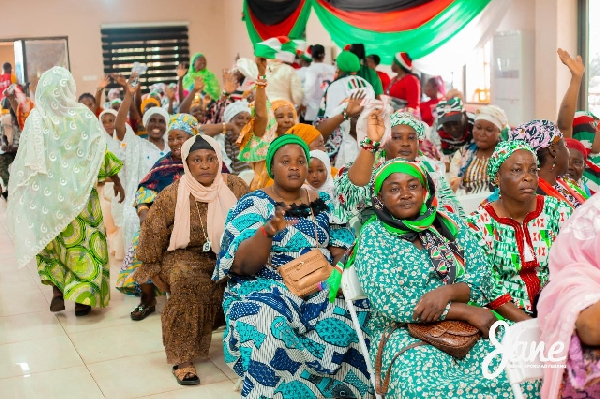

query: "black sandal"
xmin=172 ymin=365 xmax=200 ymax=385
xmin=75 ymin=304 xmax=91 ymax=317
xmin=50 ymin=286 xmax=65 ymax=312
xmin=130 ymin=303 xmax=155 ymax=321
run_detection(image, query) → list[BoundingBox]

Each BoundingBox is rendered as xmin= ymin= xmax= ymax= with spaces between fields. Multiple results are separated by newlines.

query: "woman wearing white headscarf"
xmin=219 ymin=101 xmax=252 ymax=174
xmin=7 ymin=66 xmax=126 ymax=316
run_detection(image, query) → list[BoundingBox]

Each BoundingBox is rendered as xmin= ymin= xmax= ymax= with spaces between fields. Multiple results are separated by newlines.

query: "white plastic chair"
xmin=501 ymin=318 xmax=544 ymax=399
xmin=457 ymin=191 xmax=490 ymax=215
xmin=341 ymin=265 xmax=382 ymax=399
xmin=238 ymin=169 xmax=255 ymax=186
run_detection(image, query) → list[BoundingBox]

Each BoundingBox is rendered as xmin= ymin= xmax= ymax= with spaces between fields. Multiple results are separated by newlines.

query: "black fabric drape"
xmin=247 ymin=0 xmax=303 ymax=25
xmin=324 ymin=0 xmax=432 ymax=13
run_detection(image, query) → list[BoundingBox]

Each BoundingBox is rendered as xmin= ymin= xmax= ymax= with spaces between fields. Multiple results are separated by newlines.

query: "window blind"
xmin=101 ymin=25 xmax=190 ymax=93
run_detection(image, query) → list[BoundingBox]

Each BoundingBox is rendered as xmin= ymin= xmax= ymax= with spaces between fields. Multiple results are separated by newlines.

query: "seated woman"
xmin=354 ymin=160 xmax=526 ymax=397
xmin=538 ymin=193 xmax=600 ymax=398
xmin=565 ymin=138 xmax=592 ymax=196
xmin=306 ymin=149 xmax=344 ymax=223
xmin=467 ymin=141 xmax=572 ymax=322
xmin=214 ymin=135 xmax=370 ymax=398
xmin=336 ymin=109 xmax=462 ymax=229
xmin=450 ymin=105 xmax=508 ymax=194
xmin=115 ymin=114 xmax=199 ymax=320
xmin=220 ymin=101 xmax=252 ymax=175
xmin=135 ymin=134 xmax=248 ymax=385
xmin=510 ymin=119 xmax=587 ymax=209
xmin=572 ymin=111 xmax=600 ymax=193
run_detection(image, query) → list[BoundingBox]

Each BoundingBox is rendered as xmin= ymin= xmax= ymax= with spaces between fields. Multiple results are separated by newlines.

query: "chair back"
xmin=341 ymin=265 xmax=367 ymax=301
xmin=457 ymin=191 xmax=490 ymax=215
xmin=238 ymin=169 xmax=255 ymax=186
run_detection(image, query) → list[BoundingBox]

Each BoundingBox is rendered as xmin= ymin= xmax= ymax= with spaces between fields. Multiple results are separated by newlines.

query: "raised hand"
xmin=223 ymin=70 xmax=239 ymax=95
xmin=176 ymin=63 xmax=187 ymax=79
xmin=111 ymin=73 xmax=127 ymax=88
xmin=97 ymin=75 xmax=110 ymax=90
xmin=366 ymin=108 xmax=385 ymax=142
xmin=255 ymin=57 xmax=267 ymax=76
xmin=345 ymin=90 xmax=366 ymax=118
xmin=125 ymin=73 xmax=139 ymax=95
xmin=165 ymin=86 xmax=176 ymax=101
xmin=557 ymin=48 xmax=585 ymax=78
xmin=194 ymin=75 xmax=205 ymax=93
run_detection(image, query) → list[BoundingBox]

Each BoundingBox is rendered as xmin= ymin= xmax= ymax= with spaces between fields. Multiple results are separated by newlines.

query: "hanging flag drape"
xmin=243 ymin=0 xmax=312 ymax=44
xmin=243 ymin=0 xmax=494 ymax=64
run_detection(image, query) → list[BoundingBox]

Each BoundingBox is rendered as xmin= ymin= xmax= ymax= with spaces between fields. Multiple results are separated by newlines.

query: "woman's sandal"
xmin=130 ymin=303 xmax=155 ymax=321
xmin=75 ymin=304 xmax=91 ymax=317
xmin=50 ymin=287 xmax=65 ymax=312
xmin=172 ymin=365 xmax=200 ymax=385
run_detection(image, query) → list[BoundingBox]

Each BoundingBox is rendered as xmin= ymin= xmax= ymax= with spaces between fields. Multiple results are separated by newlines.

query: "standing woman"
xmin=182 ymin=53 xmax=221 ymax=103
xmin=7 ymin=66 xmax=126 ymax=316
xmin=387 ymin=52 xmax=421 ymax=115
xmin=510 ymin=119 xmax=587 ymax=209
xmin=135 ymin=134 xmax=248 ymax=384
xmin=420 ymin=76 xmax=445 ymax=127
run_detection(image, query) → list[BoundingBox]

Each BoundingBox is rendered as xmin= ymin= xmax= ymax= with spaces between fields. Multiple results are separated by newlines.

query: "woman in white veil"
xmin=7 ymin=66 xmax=125 ymax=316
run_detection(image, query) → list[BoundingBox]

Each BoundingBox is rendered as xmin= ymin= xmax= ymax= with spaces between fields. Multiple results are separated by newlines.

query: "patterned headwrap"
xmin=475 ymin=104 xmax=509 ymax=132
xmin=572 ymin=111 xmax=599 ymax=154
xmin=509 ymin=119 xmax=563 ymax=152
xmin=266 ymin=134 xmax=310 ymax=178
xmin=168 ymin=113 xmax=199 ymax=136
xmin=390 ymin=111 xmax=425 ymax=140
xmin=487 ymin=140 xmax=538 ymax=187
xmin=435 ymin=97 xmax=465 ymax=124
xmin=271 ymin=99 xmax=298 ymax=121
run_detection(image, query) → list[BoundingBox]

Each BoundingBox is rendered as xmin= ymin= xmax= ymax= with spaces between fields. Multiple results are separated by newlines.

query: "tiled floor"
xmin=0 ymin=200 xmax=241 ymax=399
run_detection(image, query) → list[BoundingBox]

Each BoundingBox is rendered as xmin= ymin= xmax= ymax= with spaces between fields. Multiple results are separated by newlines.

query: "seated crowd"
xmin=2 ymin=39 xmax=599 ymax=399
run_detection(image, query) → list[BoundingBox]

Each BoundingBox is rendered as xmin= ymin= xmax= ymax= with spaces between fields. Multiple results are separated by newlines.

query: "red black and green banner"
xmin=243 ymin=0 xmax=493 ymax=64
xmin=243 ymin=0 xmax=312 ymax=44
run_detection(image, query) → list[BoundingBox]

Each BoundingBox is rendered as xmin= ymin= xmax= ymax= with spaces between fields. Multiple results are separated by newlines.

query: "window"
xmin=586 ymin=0 xmax=600 ymax=115
xmin=101 ymin=24 xmax=190 ymax=93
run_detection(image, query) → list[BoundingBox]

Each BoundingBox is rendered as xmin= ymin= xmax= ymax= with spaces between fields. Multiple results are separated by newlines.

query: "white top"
xmin=265 ymin=61 xmax=304 ymax=105
xmin=302 ymin=62 xmax=336 ymax=121
xmin=323 ymin=75 xmax=375 ymax=118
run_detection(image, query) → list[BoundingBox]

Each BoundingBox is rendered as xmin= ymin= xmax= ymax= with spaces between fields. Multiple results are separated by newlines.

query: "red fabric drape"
xmin=314 ymin=0 xmax=455 ymax=32
xmin=247 ymin=0 xmax=307 ymax=40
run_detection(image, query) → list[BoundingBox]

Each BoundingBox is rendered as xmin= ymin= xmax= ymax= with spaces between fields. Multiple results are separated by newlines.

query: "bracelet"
xmin=342 ymin=110 xmax=349 ymax=120
xmin=359 ymin=137 xmax=381 ymax=153
xmin=255 ymin=82 xmax=268 ymax=89
xmin=257 ymin=75 xmax=266 ymax=80
xmin=222 ymin=122 xmax=226 ymax=134
xmin=260 ymin=225 xmax=274 ymax=238
xmin=137 ymin=204 xmax=150 ymax=214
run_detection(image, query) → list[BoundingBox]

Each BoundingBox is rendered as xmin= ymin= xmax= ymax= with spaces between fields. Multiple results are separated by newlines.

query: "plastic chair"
xmin=341 ymin=265 xmax=382 ymax=399
xmin=501 ymin=318 xmax=544 ymax=399
xmin=457 ymin=191 xmax=490 ymax=215
xmin=238 ymin=169 xmax=254 ymax=186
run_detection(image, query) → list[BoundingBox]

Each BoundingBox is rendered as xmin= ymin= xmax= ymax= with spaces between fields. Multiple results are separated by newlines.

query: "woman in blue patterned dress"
xmin=214 ymin=134 xmax=372 ymax=398
xmin=353 ymin=160 xmax=539 ymax=398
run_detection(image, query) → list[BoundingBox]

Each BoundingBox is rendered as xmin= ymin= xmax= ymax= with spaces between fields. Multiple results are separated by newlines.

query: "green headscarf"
xmin=390 ymin=111 xmax=425 ymax=140
xmin=182 ymin=52 xmax=221 ymax=101
xmin=487 ymin=140 xmax=538 ymax=187
xmin=266 ymin=134 xmax=311 ymax=178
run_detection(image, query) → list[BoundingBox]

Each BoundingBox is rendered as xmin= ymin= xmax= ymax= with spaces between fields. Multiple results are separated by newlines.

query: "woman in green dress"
xmin=7 ymin=66 xmax=125 ymax=316
xmin=353 ymin=159 xmax=539 ymax=398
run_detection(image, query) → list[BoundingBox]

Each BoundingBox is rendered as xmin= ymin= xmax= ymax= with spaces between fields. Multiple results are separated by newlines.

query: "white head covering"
xmin=236 ymin=58 xmax=258 ymax=80
xmin=224 ymin=101 xmax=251 ymax=124
xmin=307 ymin=150 xmax=335 ymax=199
xmin=142 ymin=106 xmax=169 ymax=128
xmin=474 ymin=104 xmax=509 ymax=132
xmin=7 ymin=66 xmax=107 ymax=267
xmin=99 ymin=108 xmax=118 ymax=120
xmin=107 ymin=88 xmax=121 ymax=102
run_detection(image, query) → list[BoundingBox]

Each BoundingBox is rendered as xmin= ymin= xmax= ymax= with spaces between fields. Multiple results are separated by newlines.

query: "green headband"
xmin=374 ymin=160 xmax=425 ymax=195
xmin=266 ymin=134 xmax=311 ymax=178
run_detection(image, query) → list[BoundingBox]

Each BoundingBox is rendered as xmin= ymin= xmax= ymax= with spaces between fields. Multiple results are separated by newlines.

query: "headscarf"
xmin=308 ymin=149 xmax=334 ymax=199
xmin=266 ymin=134 xmax=311 ymax=178
xmin=390 ymin=111 xmax=425 ymax=140
xmin=509 ymin=119 xmax=563 ymax=151
xmin=538 ymin=193 xmax=600 ymax=399
xmin=140 ymin=97 xmax=160 ymax=114
xmin=565 ymin=138 xmax=587 ymax=158
xmin=487 ymin=140 xmax=538 ymax=187
xmin=7 ymin=66 xmax=107 ymax=267
xmin=142 ymin=106 xmax=169 ymax=128
xmin=99 ymin=108 xmax=118 ymax=120
xmin=287 ymin=123 xmax=321 ymax=146
xmin=108 ymin=88 xmax=121 ymax=102
xmin=336 ymin=47 xmax=361 ymax=73
xmin=474 ymin=104 xmax=509 ymax=132
xmin=182 ymin=52 xmax=221 ymax=101
xmin=372 ymin=160 xmax=463 ymax=284
xmin=168 ymin=113 xmax=199 ymax=136
xmin=349 ymin=44 xmax=384 ymax=96
xmin=271 ymin=99 xmax=298 ymax=121
xmin=223 ymin=101 xmax=251 ymax=124
xmin=393 ymin=52 xmax=412 ymax=71
xmin=168 ymin=134 xmax=238 ymax=254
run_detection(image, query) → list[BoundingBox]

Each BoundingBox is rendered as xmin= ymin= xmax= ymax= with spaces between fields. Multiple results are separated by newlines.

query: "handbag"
xmin=375 ymin=321 xmax=481 ymax=396
xmin=277 ymin=203 xmax=332 ymax=297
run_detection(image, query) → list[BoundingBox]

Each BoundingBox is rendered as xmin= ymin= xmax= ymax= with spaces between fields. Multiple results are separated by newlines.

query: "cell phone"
xmin=128 ymin=76 xmax=139 ymax=89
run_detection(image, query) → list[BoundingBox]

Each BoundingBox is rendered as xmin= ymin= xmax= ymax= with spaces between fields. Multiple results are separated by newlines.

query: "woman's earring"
xmin=550 ymin=155 xmax=556 ymax=172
